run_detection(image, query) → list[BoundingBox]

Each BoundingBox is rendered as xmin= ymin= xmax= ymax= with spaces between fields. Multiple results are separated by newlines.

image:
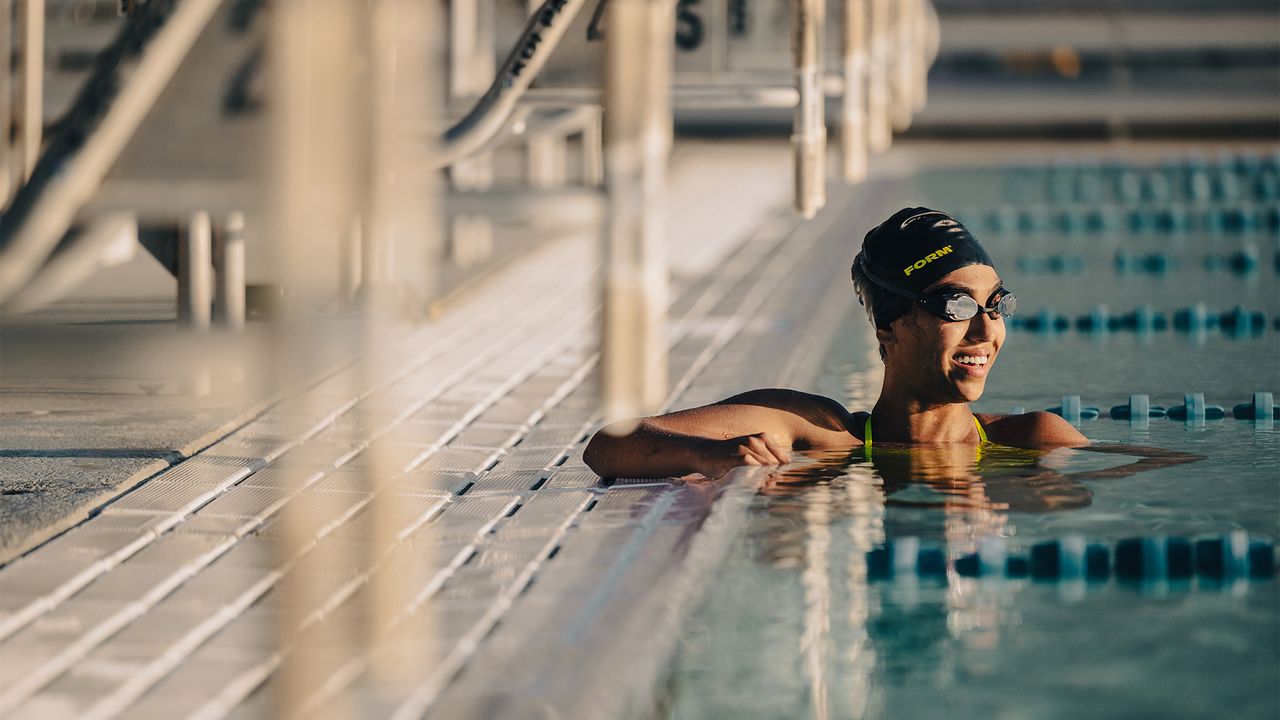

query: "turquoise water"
xmin=664 ymin=158 xmax=1280 ymax=719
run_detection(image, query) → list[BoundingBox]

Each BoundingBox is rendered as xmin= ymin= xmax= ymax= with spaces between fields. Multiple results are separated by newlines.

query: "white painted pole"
xmin=213 ymin=212 xmax=246 ymax=330
xmin=912 ymin=0 xmax=929 ymax=113
xmin=867 ymin=0 xmax=891 ymax=152
xmin=447 ymin=0 xmax=495 ymax=266
xmin=178 ymin=210 xmax=213 ymax=330
xmin=525 ymin=0 xmax=567 ymax=188
xmin=1 ymin=3 xmax=13 ymax=207
xmin=15 ymin=0 xmax=44 ymax=182
xmin=841 ymin=0 xmax=868 ymax=183
xmin=890 ymin=0 xmax=915 ymax=132
xmin=791 ymin=0 xmax=826 ymax=217
xmin=582 ymin=107 xmax=604 ymax=186
xmin=601 ymin=0 xmax=673 ymax=430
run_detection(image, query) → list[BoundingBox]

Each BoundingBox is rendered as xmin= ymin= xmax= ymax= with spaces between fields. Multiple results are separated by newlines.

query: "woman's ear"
xmin=875 ymin=324 xmax=895 ymax=352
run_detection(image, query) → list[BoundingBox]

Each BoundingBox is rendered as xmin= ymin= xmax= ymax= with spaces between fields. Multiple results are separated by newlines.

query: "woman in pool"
xmin=584 ymin=207 xmax=1197 ymax=481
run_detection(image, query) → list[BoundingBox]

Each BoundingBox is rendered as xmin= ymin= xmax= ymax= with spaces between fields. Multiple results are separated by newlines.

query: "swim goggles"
xmin=858 ymin=257 xmax=1017 ymax=322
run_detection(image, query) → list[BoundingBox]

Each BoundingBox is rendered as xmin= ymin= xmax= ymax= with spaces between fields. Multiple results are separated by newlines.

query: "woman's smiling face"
xmin=880 ymin=264 xmax=1007 ymax=403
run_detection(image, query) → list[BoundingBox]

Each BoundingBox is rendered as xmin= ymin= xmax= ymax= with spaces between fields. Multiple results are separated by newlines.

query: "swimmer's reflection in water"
xmin=760 ymin=445 xmax=1093 ymax=514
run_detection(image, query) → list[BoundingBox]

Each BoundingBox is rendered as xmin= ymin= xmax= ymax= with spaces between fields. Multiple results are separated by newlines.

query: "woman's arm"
xmin=583 ymin=389 xmax=856 ymax=479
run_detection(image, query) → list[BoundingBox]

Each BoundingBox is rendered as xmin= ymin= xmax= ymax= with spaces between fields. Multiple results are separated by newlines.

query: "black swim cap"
xmin=854 ymin=207 xmax=995 ymax=293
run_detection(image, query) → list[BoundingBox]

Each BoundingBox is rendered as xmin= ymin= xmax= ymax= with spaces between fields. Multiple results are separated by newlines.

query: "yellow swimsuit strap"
xmin=863 ymin=414 xmax=987 ymax=461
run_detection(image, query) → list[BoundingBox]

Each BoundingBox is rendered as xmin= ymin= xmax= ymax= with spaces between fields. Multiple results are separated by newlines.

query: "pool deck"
xmin=0 ymin=139 xmax=908 ymax=718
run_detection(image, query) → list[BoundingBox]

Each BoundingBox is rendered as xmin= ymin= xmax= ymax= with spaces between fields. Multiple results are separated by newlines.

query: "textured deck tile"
xmin=0 ymin=598 xmax=125 ymax=700
xmin=518 ymin=422 xmax=590 ymax=448
xmin=411 ymin=447 xmax=502 ymax=473
xmin=390 ymin=470 xmax=475 ymax=497
xmin=449 ymin=423 xmax=523 ymax=449
xmin=236 ymin=466 xmax=325 ymax=489
xmin=498 ymin=492 xmax=594 ymax=539
xmin=391 ymin=418 xmax=460 ymax=447
xmin=324 ymin=495 xmax=449 ymax=543
xmin=72 ymin=561 xmax=189 ymax=605
xmin=203 ymin=437 xmax=293 ymax=465
xmin=338 ymin=443 xmax=432 ymax=473
xmin=494 ymin=446 xmax=565 ymax=471
xmin=37 ymin=526 xmax=155 ymax=564
xmin=102 ymin=481 xmax=222 ymax=515
xmin=273 ymin=440 xmax=363 ymax=469
xmin=123 ymin=532 xmax=231 ymax=569
xmin=541 ymin=469 xmax=605 ymax=490
xmin=116 ymin=654 xmax=261 ymax=719
xmin=574 ymin=486 xmax=673 ymax=528
xmin=194 ymin=485 xmax=292 ymax=521
xmin=162 ymin=561 xmax=276 ymax=615
xmin=410 ymin=400 xmax=479 ymax=422
xmin=410 ymin=497 xmax=519 ymax=547
xmin=214 ymin=536 xmax=283 ymax=571
xmin=163 ymin=514 xmax=251 ymax=537
xmin=464 ymin=470 xmax=547 ymax=495
xmin=84 ymin=606 xmax=211 ymax=664
xmin=471 ymin=402 xmax=542 ymax=426
xmin=305 ymin=469 xmax=387 ymax=493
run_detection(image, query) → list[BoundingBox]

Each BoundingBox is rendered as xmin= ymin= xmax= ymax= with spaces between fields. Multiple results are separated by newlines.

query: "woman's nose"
xmin=966 ymin=310 xmax=1001 ymax=340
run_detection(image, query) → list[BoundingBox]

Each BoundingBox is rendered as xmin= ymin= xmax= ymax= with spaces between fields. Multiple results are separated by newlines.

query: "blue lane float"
xmin=1017 ymin=254 xmax=1085 ymax=274
xmin=1108 ymin=394 xmax=1167 ymax=420
xmin=864 ymin=533 xmax=1276 ymax=585
xmin=1203 ymin=246 xmax=1261 ymax=274
xmin=1115 ymin=250 xmax=1172 ymax=275
xmin=1167 ymin=393 xmax=1227 ymax=422
xmin=1043 ymin=393 xmax=1274 ymax=421
xmin=1232 ymin=392 xmax=1279 ymax=421
xmin=1011 ymin=305 xmax=1269 ymax=335
xmin=1046 ymin=395 xmax=1100 ymax=423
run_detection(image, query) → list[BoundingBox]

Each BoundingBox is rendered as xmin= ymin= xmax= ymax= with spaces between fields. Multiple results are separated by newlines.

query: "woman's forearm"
xmin=583 ymin=422 xmax=716 ymax=478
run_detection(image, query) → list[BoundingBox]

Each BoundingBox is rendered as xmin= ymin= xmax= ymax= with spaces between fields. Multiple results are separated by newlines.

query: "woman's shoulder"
xmin=976 ymin=411 xmax=1089 ymax=448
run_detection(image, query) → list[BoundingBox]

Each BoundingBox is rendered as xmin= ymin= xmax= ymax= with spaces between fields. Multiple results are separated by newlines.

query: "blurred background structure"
xmin=0 ymin=0 xmax=1277 ymax=718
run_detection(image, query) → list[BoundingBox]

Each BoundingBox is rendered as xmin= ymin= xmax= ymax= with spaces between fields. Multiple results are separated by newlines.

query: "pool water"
xmin=663 ymin=155 xmax=1279 ymax=719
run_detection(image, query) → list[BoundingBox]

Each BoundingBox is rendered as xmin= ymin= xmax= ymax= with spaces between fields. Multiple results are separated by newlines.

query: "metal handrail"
xmin=432 ymin=0 xmax=593 ymax=170
xmin=0 ymin=0 xmax=223 ymax=306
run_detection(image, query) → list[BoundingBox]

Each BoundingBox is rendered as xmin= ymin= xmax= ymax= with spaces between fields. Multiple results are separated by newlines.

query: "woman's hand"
xmin=695 ymin=432 xmax=792 ymax=479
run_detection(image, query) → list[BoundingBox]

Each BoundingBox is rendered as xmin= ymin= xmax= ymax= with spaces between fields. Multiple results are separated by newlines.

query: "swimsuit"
xmin=863 ymin=414 xmax=988 ymax=461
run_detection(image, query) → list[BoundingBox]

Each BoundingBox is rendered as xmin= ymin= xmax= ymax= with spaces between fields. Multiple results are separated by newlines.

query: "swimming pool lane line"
xmin=864 ymin=531 xmax=1276 ymax=586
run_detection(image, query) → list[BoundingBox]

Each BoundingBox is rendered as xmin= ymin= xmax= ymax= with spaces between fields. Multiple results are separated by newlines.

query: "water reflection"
xmin=736 ymin=444 xmax=1106 ymax=720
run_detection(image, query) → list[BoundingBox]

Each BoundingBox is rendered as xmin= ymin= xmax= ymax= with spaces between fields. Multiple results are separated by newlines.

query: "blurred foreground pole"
xmin=890 ymin=0 xmax=915 ymax=131
xmin=448 ymin=0 xmax=495 ymax=266
xmin=268 ymin=1 xmax=365 ymax=718
xmin=791 ymin=0 xmax=826 ymax=217
xmin=601 ymin=0 xmax=673 ymax=430
xmin=866 ymin=0 xmax=891 ymax=152
xmin=359 ymin=0 xmax=439 ymax=704
xmin=14 ymin=0 xmax=43 ymax=186
xmin=1 ymin=4 xmax=11 ymax=206
xmin=840 ymin=0 xmax=867 ymax=183
xmin=911 ymin=0 xmax=930 ymax=113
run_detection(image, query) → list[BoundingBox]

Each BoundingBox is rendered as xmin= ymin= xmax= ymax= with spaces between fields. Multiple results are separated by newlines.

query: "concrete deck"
xmin=0 ymin=139 xmax=905 ymax=718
